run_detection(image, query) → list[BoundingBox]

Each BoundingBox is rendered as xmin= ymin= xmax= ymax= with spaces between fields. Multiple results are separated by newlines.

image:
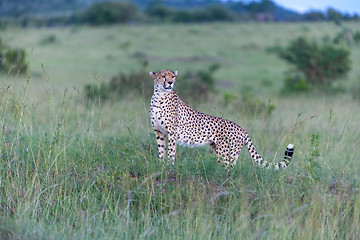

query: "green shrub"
xmin=283 ymin=72 xmax=310 ymax=92
xmin=353 ymin=31 xmax=360 ymax=44
xmin=239 ymin=87 xmax=275 ymax=117
xmin=0 ymin=38 xmax=29 ymax=75
xmin=279 ymin=37 xmax=351 ymax=86
xmin=84 ymin=61 xmax=151 ymax=101
xmin=39 ymin=35 xmax=57 ymax=45
xmin=221 ymin=86 xmax=276 ymax=117
xmin=351 ymin=79 xmax=360 ymax=101
xmin=0 ymin=48 xmax=28 ymax=75
xmin=303 ymin=134 xmax=323 ymax=182
xmin=84 ymin=83 xmax=109 ymax=101
xmin=333 ymin=29 xmax=353 ymax=45
xmin=4 ymin=49 xmax=28 ymax=74
xmin=177 ymin=64 xmax=220 ymax=103
xmin=108 ymin=62 xmax=153 ymax=98
xmin=223 ymin=91 xmax=237 ymax=105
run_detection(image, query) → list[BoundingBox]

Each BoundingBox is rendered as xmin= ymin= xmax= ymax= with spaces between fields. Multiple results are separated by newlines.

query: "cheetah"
xmin=149 ymin=70 xmax=294 ymax=170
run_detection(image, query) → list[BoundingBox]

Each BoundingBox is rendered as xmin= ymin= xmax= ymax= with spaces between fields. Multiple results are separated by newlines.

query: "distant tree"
xmin=187 ymin=5 xmax=235 ymax=22
xmin=243 ymin=0 xmax=277 ymax=21
xmin=172 ymin=10 xmax=196 ymax=23
xmin=205 ymin=4 xmax=237 ymax=21
xmin=146 ymin=3 xmax=235 ymax=23
xmin=326 ymin=7 xmax=343 ymax=24
xmin=77 ymin=1 xmax=138 ymax=25
xmin=145 ymin=2 xmax=175 ymax=21
xmin=303 ymin=10 xmax=326 ymax=21
xmin=246 ymin=0 xmax=276 ymax=14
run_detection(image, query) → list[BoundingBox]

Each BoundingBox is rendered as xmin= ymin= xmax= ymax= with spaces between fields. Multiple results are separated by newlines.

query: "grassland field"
xmin=0 ymin=22 xmax=360 ymax=239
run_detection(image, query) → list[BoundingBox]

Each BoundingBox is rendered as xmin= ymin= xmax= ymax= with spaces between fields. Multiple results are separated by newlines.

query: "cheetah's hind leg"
xmin=210 ymin=142 xmax=221 ymax=162
xmin=210 ymin=142 xmax=232 ymax=170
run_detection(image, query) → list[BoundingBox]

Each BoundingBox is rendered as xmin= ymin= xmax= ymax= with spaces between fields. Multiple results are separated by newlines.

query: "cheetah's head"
xmin=150 ymin=70 xmax=178 ymax=92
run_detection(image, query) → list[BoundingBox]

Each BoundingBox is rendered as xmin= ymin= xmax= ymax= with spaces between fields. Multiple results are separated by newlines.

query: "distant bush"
xmin=145 ymin=3 xmax=236 ymax=23
xmin=239 ymin=87 xmax=275 ymax=117
xmin=76 ymin=1 xmax=138 ymax=25
xmin=0 ymin=38 xmax=28 ymax=75
xmin=177 ymin=64 xmax=220 ymax=102
xmin=303 ymin=134 xmax=323 ymax=181
xmin=145 ymin=2 xmax=175 ymax=21
xmin=332 ymin=29 xmax=360 ymax=46
xmin=84 ymin=62 xmax=220 ymax=103
xmin=84 ymin=61 xmax=152 ymax=101
xmin=283 ymin=72 xmax=310 ymax=92
xmin=279 ymin=37 xmax=351 ymax=87
xmin=39 ymin=34 xmax=57 ymax=45
xmin=3 ymin=49 xmax=28 ymax=74
xmin=352 ymin=83 xmax=360 ymax=101
xmin=0 ymin=19 xmax=10 ymax=30
xmin=108 ymin=61 xmax=153 ymax=98
xmin=84 ymin=82 xmax=109 ymax=101
xmin=223 ymin=91 xmax=237 ymax=105
xmin=353 ymin=31 xmax=360 ymax=45
xmin=333 ymin=29 xmax=356 ymax=46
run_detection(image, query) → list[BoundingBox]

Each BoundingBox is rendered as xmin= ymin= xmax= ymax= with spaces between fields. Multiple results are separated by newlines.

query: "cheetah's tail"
xmin=245 ymin=138 xmax=294 ymax=170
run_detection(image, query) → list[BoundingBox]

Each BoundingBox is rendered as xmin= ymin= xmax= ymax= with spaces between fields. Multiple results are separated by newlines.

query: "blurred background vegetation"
xmin=2 ymin=0 xmax=359 ymax=99
xmin=0 ymin=0 xmax=359 ymax=27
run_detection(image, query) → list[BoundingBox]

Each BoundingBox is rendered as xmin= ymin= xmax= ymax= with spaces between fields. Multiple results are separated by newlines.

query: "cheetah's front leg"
xmin=167 ymin=131 xmax=177 ymax=165
xmin=154 ymin=130 xmax=166 ymax=162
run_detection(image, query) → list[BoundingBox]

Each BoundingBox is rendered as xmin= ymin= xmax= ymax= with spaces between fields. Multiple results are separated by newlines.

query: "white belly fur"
xmin=177 ymin=139 xmax=212 ymax=147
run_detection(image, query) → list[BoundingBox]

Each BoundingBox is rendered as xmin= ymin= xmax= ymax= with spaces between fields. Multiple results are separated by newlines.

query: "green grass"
xmin=1 ymin=22 xmax=360 ymax=239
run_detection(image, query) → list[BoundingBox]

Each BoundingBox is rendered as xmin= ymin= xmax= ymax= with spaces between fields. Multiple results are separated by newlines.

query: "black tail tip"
xmin=285 ymin=144 xmax=294 ymax=158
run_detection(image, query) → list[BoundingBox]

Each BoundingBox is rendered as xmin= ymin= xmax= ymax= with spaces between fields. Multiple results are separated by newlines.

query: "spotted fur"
xmin=149 ymin=70 xmax=294 ymax=170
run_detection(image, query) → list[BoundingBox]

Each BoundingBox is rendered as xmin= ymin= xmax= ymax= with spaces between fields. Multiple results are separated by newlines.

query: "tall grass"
xmin=1 ymin=77 xmax=359 ymax=239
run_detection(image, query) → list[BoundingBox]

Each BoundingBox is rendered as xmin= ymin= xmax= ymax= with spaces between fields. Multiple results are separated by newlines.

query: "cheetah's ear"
xmin=174 ymin=71 xmax=178 ymax=76
xmin=149 ymin=72 xmax=156 ymax=78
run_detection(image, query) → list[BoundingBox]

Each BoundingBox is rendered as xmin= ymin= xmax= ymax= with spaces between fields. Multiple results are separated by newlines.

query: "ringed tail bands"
xmin=283 ymin=144 xmax=294 ymax=166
